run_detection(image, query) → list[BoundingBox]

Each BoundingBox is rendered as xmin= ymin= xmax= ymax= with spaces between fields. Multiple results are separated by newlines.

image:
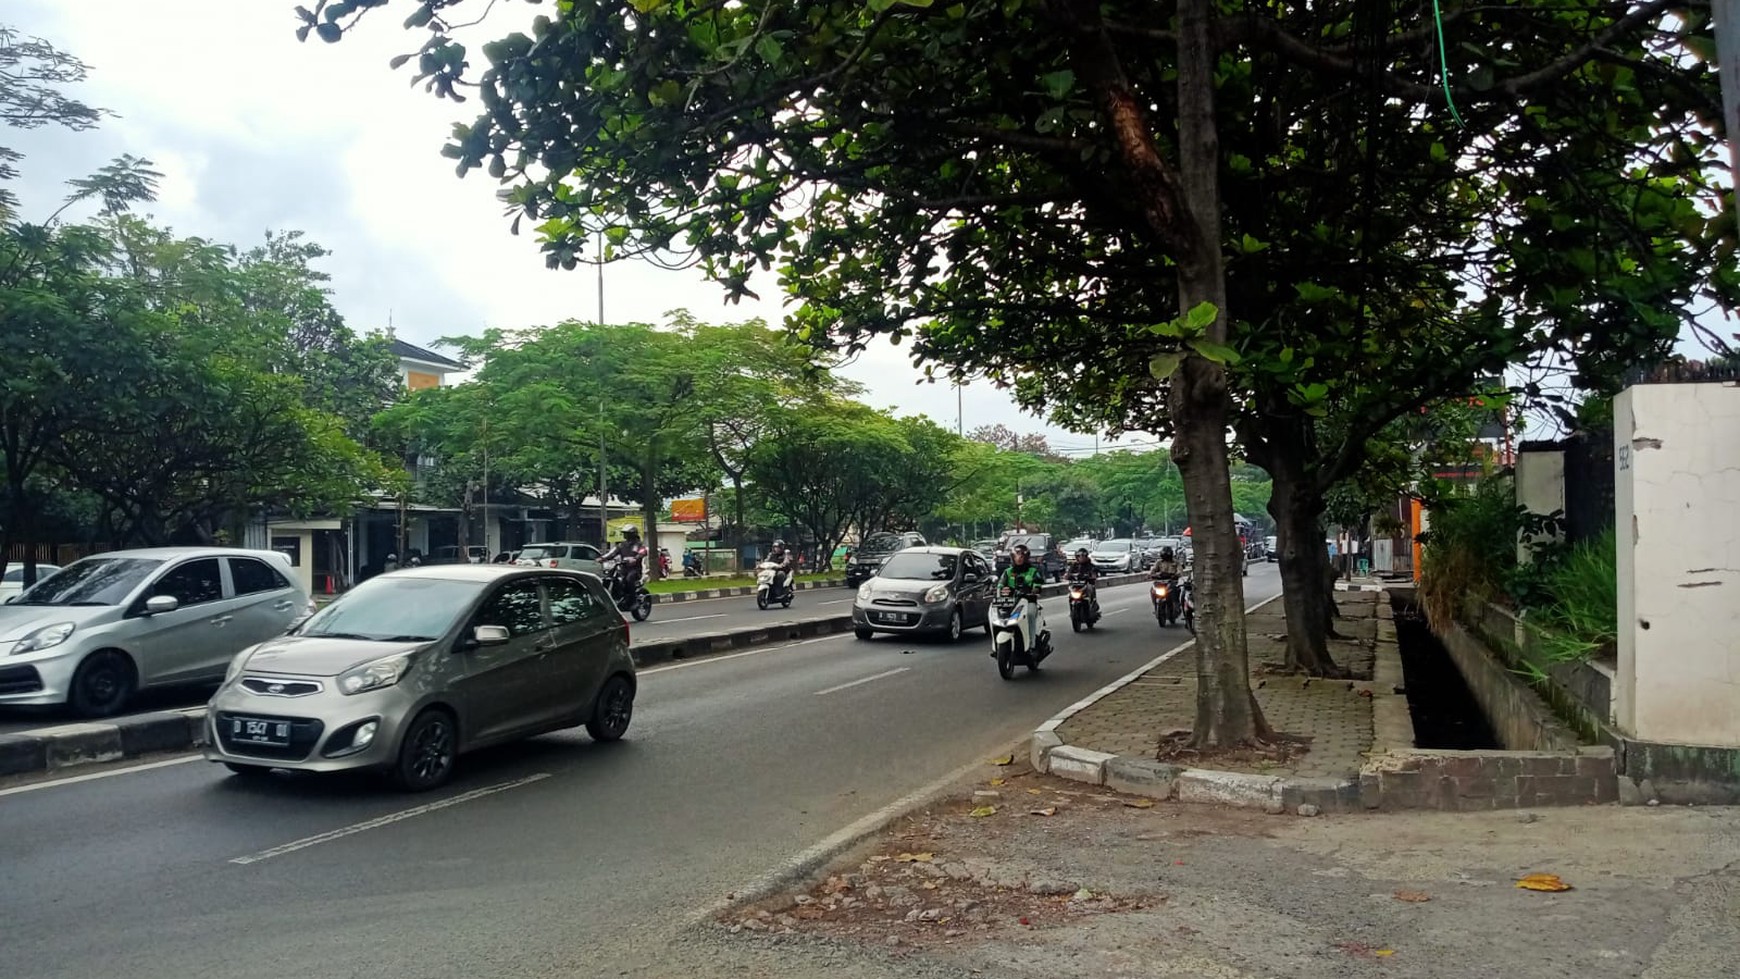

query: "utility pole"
xmin=596 ymin=229 xmax=609 ymax=545
xmin=956 ymin=381 xmax=963 ymax=437
xmin=481 ymin=415 xmax=489 ymax=558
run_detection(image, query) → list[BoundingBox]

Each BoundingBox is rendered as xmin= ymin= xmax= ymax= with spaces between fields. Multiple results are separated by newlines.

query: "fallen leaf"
xmin=894 ymin=852 xmax=934 ymax=863
xmin=1123 ymin=799 xmax=1155 ymax=809
xmin=1174 ymin=859 xmax=1185 ymax=865
xmin=1018 ymin=916 xmax=1031 ymax=926
xmin=990 ymin=755 xmax=1015 ymax=766
xmin=1027 ymin=788 xmax=1044 ymax=795
xmin=1516 ymin=873 xmax=1573 ymax=892
xmin=1393 ymin=890 xmax=1431 ymax=903
xmin=989 ymin=778 xmax=1006 ymax=786
xmin=969 ymin=806 xmax=998 ymax=817
xmin=921 ymin=881 xmax=938 ymax=890
xmin=1029 ymin=807 xmax=1058 ymax=817
xmin=1375 ymin=949 xmax=1396 ymax=957
xmin=869 ymin=855 xmax=890 ymax=862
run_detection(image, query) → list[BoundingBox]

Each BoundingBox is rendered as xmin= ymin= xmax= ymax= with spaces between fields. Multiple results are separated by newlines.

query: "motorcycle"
xmin=600 ymin=556 xmax=654 ymax=621
xmin=1065 ymin=575 xmax=1100 ymax=633
xmin=1151 ymin=576 xmax=1181 ymax=628
xmin=1180 ymin=575 xmax=1196 ymax=635
xmin=755 ymin=561 xmax=794 ymax=609
xmin=989 ymin=587 xmax=1051 ymax=679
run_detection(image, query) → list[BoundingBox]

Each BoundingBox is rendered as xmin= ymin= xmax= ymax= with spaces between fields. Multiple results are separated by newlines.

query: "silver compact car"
xmin=204 ymin=565 xmax=637 ymax=791
xmin=0 ymin=547 xmax=314 ymax=717
xmin=851 ymin=546 xmax=996 ymax=642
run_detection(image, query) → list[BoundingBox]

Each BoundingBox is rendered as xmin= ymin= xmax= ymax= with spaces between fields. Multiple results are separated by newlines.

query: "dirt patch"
xmin=1154 ymin=728 xmax=1309 ymax=768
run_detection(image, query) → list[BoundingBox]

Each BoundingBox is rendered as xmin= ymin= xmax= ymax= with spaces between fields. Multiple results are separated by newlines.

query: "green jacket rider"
xmin=998 ymin=543 xmax=1046 ymax=595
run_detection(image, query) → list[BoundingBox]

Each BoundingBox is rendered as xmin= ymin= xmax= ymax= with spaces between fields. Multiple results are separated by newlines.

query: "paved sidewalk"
xmin=1055 ymin=593 xmax=1382 ymax=779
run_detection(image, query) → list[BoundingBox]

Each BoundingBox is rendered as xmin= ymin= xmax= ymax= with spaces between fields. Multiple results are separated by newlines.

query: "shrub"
xmin=1526 ymin=529 xmax=1618 ymax=665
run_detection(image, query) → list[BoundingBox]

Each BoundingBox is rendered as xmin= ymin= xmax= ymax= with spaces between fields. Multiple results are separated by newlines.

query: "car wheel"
xmin=224 ymin=762 xmax=273 ymax=778
xmin=393 ymin=709 xmax=457 ymax=792
xmin=586 ymin=675 xmax=635 ymax=743
xmin=854 ymin=627 xmax=875 ymax=640
xmin=68 ymin=650 xmax=137 ymax=719
xmin=632 ymin=593 xmax=652 ymax=621
xmin=946 ymin=608 xmax=963 ymax=642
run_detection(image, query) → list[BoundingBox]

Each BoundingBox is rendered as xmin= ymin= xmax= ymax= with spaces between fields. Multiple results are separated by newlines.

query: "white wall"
xmin=1614 ymin=382 xmax=1740 ymax=746
xmin=1515 ymin=447 xmax=1566 ymax=564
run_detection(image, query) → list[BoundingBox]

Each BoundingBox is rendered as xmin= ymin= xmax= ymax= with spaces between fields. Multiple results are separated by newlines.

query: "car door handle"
xmin=210 ymin=614 xmax=233 ymax=625
xmin=272 ymin=600 xmax=295 ymax=611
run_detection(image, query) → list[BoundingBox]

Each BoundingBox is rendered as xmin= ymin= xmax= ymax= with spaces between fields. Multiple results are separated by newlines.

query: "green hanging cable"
xmin=1431 ymin=0 xmax=1465 ymax=127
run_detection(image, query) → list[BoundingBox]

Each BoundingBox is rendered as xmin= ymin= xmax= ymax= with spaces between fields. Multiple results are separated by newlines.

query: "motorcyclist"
xmin=996 ymin=543 xmax=1050 ymax=643
xmin=603 ymin=526 xmax=648 ymax=598
xmin=1150 ymin=545 xmax=1182 ymax=618
xmin=1064 ymin=547 xmax=1100 ymax=616
xmin=766 ymin=539 xmax=795 ymax=598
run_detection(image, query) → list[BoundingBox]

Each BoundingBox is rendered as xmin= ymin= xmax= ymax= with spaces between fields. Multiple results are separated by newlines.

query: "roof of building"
xmin=388 ymin=337 xmax=467 ymax=371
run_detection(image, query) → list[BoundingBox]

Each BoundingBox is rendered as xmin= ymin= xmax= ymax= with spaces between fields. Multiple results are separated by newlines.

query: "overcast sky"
xmin=5 ymin=0 xmax=1151 ymax=455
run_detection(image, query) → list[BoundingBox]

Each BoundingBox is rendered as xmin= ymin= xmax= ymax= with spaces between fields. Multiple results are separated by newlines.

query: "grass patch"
xmin=644 ymin=571 xmax=842 ymax=594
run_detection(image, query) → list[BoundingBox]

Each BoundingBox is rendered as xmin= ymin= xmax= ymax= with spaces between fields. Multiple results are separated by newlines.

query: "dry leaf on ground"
xmin=1393 ymin=890 xmax=1432 ymax=903
xmin=990 ymin=755 xmax=1015 ymax=766
xmin=989 ymin=778 xmax=1006 ymax=786
xmin=1029 ymin=807 xmax=1058 ymax=817
xmin=1027 ymin=788 xmax=1044 ymax=795
xmin=894 ymin=852 xmax=934 ymax=863
xmin=1123 ymin=799 xmax=1155 ymax=809
xmin=969 ymin=806 xmax=998 ymax=817
xmin=1516 ymin=873 xmax=1573 ymax=892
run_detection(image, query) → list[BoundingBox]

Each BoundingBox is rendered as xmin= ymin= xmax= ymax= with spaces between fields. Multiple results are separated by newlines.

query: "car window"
xmin=229 ymin=557 xmax=290 ymax=595
xmin=2 ymin=568 xmax=20 ymax=583
xmin=474 ymin=580 xmax=545 ymax=636
xmin=572 ymin=545 xmax=599 ymax=561
xmin=149 ymin=558 xmax=224 ymax=607
xmin=545 ymin=576 xmax=600 ymax=626
xmin=519 ymin=546 xmax=551 ymax=561
xmin=551 ymin=546 xmax=571 ymax=559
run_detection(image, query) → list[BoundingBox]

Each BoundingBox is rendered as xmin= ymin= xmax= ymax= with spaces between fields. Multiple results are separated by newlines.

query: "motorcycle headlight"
xmin=338 ymin=651 xmax=416 ymax=696
xmin=12 ymin=622 xmax=75 ymax=654
xmin=923 ymin=584 xmax=950 ymax=604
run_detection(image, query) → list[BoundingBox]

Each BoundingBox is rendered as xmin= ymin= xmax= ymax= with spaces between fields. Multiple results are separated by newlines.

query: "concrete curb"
xmin=653 ymin=578 xmax=845 ymax=604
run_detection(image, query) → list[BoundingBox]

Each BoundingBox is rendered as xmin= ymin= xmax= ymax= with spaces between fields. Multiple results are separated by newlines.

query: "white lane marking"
xmin=229 ymin=773 xmax=551 ymax=866
xmin=638 ymin=634 xmax=842 ymax=675
xmin=658 ymin=613 xmax=727 ymax=624
xmin=0 ymin=754 xmax=202 ymax=798
xmin=817 ymin=599 xmax=852 ymax=606
xmin=813 ymin=667 xmax=910 ymax=697
xmin=1104 ymin=608 xmax=1131 ymax=615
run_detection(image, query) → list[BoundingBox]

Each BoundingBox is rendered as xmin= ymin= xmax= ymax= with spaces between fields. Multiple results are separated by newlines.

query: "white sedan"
xmin=1 ymin=564 xmax=61 ymax=602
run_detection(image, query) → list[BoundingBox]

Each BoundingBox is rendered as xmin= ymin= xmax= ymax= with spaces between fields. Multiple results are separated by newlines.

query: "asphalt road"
xmin=0 ymin=586 xmax=856 ymax=736
xmin=1 ymin=566 xmax=1281 ymax=979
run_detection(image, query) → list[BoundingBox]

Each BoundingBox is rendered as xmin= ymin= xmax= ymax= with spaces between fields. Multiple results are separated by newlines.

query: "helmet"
xmin=622 ymin=525 xmax=641 ymax=539
xmin=1011 ymin=543 xmax=1030 ymax=561
xmin=1076 ymin=548 xmax=1089 ymax=559
xmin=773 ymin=539 xmax=786 ymax=549
xmin=1161 ymin=547 xmax=1174 ymax=560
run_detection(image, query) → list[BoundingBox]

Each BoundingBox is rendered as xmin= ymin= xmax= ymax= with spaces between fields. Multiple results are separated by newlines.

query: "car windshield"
xmin=295 ymin=576 xmax=483 ymax=642
xmin=518 ymin=546 xmax=554 ymax=560
xmin=858 ymin=536 xmax=902 ymax=555
xmin=10 ymin=557 xmax=161 ymax=606
xmin=878 ymin=552 xmax=957 ymax=581
xmin=1098 ymin=539 xmax=1134 ymax=551
xmin=1006 ymin=535 xmax=1046 ymax=552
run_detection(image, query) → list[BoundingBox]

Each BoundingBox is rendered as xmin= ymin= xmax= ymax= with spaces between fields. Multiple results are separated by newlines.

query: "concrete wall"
xmin=1515 ymin=445 xmax=1566 ymax=563
xmin=1614 ymin=382 xmax=1740 ymax=747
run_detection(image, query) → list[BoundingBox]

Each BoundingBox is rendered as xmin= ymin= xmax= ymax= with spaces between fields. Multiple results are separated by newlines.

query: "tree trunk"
xmin=1172 ymin=0 xmax=1268 ymax=747
xmin=1263 ymin=434 xmax=1344 ymax=676
xmin=732 ymin=473 xmax=746 ymax=547
xmin=641 ymin=440 xmax=662 ymax=580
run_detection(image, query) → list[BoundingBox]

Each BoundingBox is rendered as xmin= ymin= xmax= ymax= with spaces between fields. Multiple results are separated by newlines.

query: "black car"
xmin=852 ymin=546 xmax=996 ymax=642
xmin=994 ymin=533 xmax=1066 ymax=581
xmin=844 ymin=531 xmax=927 ymax=586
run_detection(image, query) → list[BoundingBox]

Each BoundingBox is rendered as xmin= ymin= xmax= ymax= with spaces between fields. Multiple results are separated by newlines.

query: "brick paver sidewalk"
xmin=1056 ymin=593 xmax=1382 ymax=778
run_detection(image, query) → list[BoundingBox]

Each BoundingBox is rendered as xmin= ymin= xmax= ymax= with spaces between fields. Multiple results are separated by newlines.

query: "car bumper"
xmin=202 ymin=677 xmax=419 ymax=773
xmin=852 ymin=602 xmax=956 ymax=633
xmin=0 ymin=647 xmax=83 ymax=706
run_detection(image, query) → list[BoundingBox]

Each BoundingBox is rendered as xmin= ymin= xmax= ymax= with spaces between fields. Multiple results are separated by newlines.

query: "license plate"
xmin=230 ymin=717 xmax=291 ymax=746
xmin=875 ymin=611 xmax=909 ymax=624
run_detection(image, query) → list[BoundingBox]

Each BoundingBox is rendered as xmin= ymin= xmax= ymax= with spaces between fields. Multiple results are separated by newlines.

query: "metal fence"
xmin=1562 ymin=428 xmax=1615 ymax=546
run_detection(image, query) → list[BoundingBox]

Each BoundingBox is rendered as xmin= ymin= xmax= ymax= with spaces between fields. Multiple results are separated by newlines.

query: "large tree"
xmin=313 ymin=0 xmax=1735 ymax=746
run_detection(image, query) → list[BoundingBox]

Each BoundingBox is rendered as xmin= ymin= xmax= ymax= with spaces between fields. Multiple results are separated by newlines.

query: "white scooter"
xmin=988 ymin=587 xmax=1052 ymax=680
xmin=755 ymin=561 xmax=794 ymax=610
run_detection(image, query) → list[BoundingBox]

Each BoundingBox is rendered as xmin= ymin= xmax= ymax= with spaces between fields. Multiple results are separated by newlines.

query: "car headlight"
xmin=338 ymin=652 xmax=416 ymax=695
xmin=224 ymin=648 xmax=256 ymax=682
xmin=857 ymin=583 xmax=873 ymax=602
xmin=923 ymin=584 xmax=950 ymax=604
xmin=12 ymin=622 xmax=75 ymax=654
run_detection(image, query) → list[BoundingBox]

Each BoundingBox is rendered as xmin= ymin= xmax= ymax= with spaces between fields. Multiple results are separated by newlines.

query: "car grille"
xmin=0 ymin=664 xmax=43 ymax=695
xmin=213 ymin=711 xmax=325 ymax=761
xmin=240 ymin=677 xmax=323 ymax=697
xmin=871 ymin=597 xmax=919 ymax=607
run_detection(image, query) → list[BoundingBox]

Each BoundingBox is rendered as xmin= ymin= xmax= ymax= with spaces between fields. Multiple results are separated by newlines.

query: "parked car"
xmin=0 ymin=563 xmax=61 ymax=602
xmin=431 ymin=545 xmax=490 ymax=565
xmin=205 ymin=565 xmax=636 ymax=791
xmin=515 ymin=541 xmax=604 ymax=575
xmin=0 ymin=547 xmax=315 ymax=718
xmin=1059 ymin=538 xmax=1098 ymax=558
xmin=852 ymin=547 xmax=995 ymax=642
xmin=994 ymin=533 xmax=1062 ymax=579
xmin=845 ymin=531 xmax=927 ymax=586
xmin=970 ymin=539 xmax=1000 ymax=562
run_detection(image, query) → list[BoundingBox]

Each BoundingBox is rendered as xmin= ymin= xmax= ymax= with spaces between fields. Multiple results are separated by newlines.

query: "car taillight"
xmin=549 ymin=559 xmax=559 ymax=568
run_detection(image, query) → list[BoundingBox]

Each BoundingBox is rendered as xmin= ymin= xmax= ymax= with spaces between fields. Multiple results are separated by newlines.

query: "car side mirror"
xmin=470 ymin=624 xmax=510 ymax=647
xmin=144 ymin=595 xmax=180 ymax=615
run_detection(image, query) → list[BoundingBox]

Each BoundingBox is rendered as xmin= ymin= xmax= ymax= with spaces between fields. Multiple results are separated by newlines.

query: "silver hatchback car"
xmin=204 ymin=565 xmax=637 ymax=791
xmin=0 ymin=547 xmax=314 ymax=717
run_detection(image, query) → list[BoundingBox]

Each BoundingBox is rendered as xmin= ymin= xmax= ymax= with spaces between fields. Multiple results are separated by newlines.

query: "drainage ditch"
xmin=1392 ymin=602 xmax=1501 ymax=750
